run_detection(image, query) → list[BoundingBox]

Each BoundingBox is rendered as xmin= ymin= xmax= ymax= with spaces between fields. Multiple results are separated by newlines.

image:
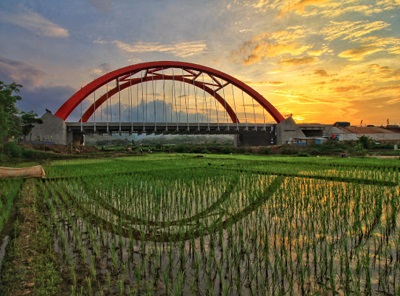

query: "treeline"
xmin=0 ymin=81 xmax=42 ymax=162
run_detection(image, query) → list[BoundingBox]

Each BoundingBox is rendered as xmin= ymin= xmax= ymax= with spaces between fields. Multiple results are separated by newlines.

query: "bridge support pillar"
xmin=71 ymin=132 xmax=85 ymax=146
xmin=234 ymin=128 xmax=277 ymax=147
xmin=27 ymin=112 xmax=72 ymax=145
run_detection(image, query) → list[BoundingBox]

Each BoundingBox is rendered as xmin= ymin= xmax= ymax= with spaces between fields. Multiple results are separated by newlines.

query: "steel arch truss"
xmin=80 ymin=76 xmax=239 ymax=123
xmin=55 ymin=61 xmax=285 ymax=123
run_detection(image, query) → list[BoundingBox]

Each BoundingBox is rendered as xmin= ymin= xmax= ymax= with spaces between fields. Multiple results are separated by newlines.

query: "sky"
xmin=0 ymin=0 xmax=399 ymax=126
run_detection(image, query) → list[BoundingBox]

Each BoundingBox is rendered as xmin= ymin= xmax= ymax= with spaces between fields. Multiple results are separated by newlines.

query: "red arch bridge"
xmin=34 ymin=61 xmax=305 ymax=146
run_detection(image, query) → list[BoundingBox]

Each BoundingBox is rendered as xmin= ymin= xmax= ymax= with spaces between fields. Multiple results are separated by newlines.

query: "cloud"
xmin=87 ymin=0 xmax=114 ymax=12
xmin=17 ymin=85 xmax=75 ymax=116
xmin=358 ymin=36 xmax=400 ymax=56
xmin=275 ymin=1 xmax=398 ymax=18
xmin=247 ymin=80 xmax=286 ymax=87
xmin=0 ymin=56 xmax=46 ymax=87
xmin=271 ymin=90 xmax=303 ymax=99
xmin=388 ymin=46 xmax=400 ymax=55
xmin=271 ymin=90 xmax=331 ymax=107
xmin=254 ymin=0 xmax=279 ymax=10
xmin=0 ymin=56 xmax=77 ymax=117
xmin=386 ymin=97 xmax=400 ymax=105
xmin=314 ymin=69 xmax=329 ymax=76
xmin=278 ymin=0 xmax=331 ymax=16
xmin=321 ymin=20 xmax=390 ymax=42
xmin=232 ymin=28 xmax=313 ymax=65
xmin=368 ymin=64 xmax=400 ymax=80
xmin=308 ymin=49 xmax=323 ymax=57
xmin=90 ymin=63 xmax=113 ymax=77
xmin=338 ymin=46 xmax=383 ymax=61
xmin=333 ymin=85 xmax=361 ymax=93
xmin=0 ymin=7 xmax=69 ymax=38
xmin=321 ymin=4 xmax=385 ymax=18
xmin=365 ymin=36 xmax=400 ymax=47
xmin=279 ymin=56 xmax=316 ymax=65
xmin=267 ymin=81 xmax=286 ymax=86
xmin=364 ymin=85 xmax=400 ymax=95
xmin=112 ymin=40 xmax=207 ymax=58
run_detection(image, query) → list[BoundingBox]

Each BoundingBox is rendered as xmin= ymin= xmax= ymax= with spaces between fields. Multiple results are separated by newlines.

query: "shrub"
xmin=3 ymin=142 xmax=23 ymax=158
xmin=279 ymin=145 xmax=298 ymax=155
xmin=258 ymin=147 xmax=270 ymax=155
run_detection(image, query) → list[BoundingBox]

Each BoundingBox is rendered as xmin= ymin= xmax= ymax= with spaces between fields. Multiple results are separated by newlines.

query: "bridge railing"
xmin=66 ymin=122 xmax=274 ymax=135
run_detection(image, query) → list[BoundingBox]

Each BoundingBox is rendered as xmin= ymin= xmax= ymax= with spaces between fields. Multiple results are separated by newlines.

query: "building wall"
xmin=26 ymin=112 xmax=70 ymax=145
xmin=276 ymin=117 xmax=306 ymax=145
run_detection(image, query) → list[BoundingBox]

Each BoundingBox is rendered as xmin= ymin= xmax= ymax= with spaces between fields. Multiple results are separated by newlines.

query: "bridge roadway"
xmin=66 ymin=122 xmax=275 ymax=135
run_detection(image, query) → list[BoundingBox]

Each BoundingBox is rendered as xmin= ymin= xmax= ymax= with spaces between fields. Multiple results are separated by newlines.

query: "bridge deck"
xmin=66 ymin=122 xmax=275 ymax=135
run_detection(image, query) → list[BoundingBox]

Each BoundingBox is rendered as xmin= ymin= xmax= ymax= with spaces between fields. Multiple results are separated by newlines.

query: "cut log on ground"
xmin=0 ymin=165 xmax=46 ymax=179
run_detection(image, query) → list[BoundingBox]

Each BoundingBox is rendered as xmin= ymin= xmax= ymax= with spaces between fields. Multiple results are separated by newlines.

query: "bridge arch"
xmin=55 ymin=61 xmax=285 ymax=123
xmin=80 ymin=76 xmax=239 ymax=123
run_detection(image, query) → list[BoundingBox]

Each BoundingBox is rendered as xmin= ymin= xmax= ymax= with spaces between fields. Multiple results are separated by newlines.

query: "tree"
xmin=357 ymin=135 xmax=374 ymax=149
xmin=20 ymin=111 xmax=43 ymax=136
xmin=0 ymin=81 xmax=22 ymax=147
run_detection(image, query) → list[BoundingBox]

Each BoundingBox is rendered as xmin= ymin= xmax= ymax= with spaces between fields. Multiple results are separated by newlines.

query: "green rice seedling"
xmin=173 ymin=270 xmax=185 ymax=296
xmin=26 ymin=154 xmax=398 ymax=294
xmin=89 ymin=254 xmax=96 ymax=277
xmin=106 ymin=271 xmax=111 ymax=288
xmin=110 ymin=239 xmax=119 ymax=271
xmin=162 ymin=268 xmax=170 ymax=295
xmin=117 ymin=278 xmax=123 ymax=295
xmin=70 ymin=265 xmax=77 ymax=296
xmin=86 ymin=276 xmax=92 ymax=296
xmin=0 ymin=179 xmax=22 ymax=233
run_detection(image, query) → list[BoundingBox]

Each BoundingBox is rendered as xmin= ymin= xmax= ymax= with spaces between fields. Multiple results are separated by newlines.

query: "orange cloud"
xmin=321 ymin=21 xmax=390 ymax=42
xmin=333 ymin=85 xmax=361 ymax=93
xmin=314 ymin=69 xmax=329 ymax=76
xmin=235 ymin=42 xmax=312 ymax=65
xmin=247 ymin=80 xmax=286 ymax=87
xmin=368 ymin=64 xmax=400 ymax=80
xmin=389 ymin=46 xmax=400 ymax=55
xmin=308 ymin=49 xmax=323 ymax=56
xmin=358 ymin=36 xmax=400 ymax=56
xmin=279 ymin=56 xmax=316 ymax=65
xmin=278 ymin=0 xmax=331 ymax=16
xmin=232 ymin=28 xmax=313 ymax=65
xmin=268 ymin=81 xmax=286 ymax=86
xmin=364 ymin=85 xmax=400 ymax=95
xmin=338 ymin=46 xmax=383 ymax=61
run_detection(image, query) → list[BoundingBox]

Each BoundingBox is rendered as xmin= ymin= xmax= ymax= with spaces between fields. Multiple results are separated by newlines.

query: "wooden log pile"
xmin=0 ymin=165 xmax=46 ymax=179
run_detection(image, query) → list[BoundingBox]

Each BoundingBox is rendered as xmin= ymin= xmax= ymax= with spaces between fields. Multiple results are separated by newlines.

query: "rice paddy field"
xmin=1 ymin=153 xmax=399 ymax=295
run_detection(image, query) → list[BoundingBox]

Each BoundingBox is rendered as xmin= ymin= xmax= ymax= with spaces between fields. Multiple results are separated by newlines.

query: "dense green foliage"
xmin=0 ymin=81 xmax=42 ymax=161
xmin=0 ymin=82 xmax=22 ymax=146
xmin=20 ymin=111 xmax=43 ymax=136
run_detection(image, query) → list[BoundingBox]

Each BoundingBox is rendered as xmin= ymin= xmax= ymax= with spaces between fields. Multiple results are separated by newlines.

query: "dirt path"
xmin=0 ymin=179 xmax=62 ymax=295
